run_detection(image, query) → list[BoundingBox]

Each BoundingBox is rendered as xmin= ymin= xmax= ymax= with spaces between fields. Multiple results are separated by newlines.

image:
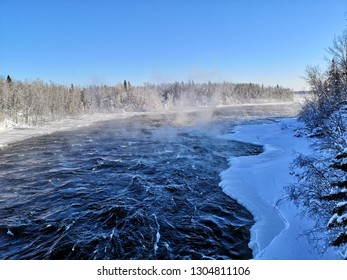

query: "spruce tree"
xmin=288 ymin=28 xmax=347 ymax=259
xmin=6 ymin=75 xmax=12 ymax=84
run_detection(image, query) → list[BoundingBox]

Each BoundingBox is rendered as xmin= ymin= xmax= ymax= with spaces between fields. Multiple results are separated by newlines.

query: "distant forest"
xmin=0 ymin=77 xmax=292 ymax=126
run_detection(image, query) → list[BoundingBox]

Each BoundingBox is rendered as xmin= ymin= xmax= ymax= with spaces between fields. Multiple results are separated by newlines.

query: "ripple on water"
xmin=0 ymin=115 xmax=261 ymax=259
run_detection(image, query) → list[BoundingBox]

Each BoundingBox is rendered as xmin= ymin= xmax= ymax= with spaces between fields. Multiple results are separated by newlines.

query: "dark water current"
xmin=0 ymin=111 xmax=266 ymax=260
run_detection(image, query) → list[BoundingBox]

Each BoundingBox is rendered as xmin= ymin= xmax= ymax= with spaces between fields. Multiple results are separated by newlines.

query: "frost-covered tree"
xmin=0 ymin=76 xmax=292 ymax=126
xmin=327 ymin=149 xmax=347 ymax=258
xmin=288 ymin=29 xmax=347 ymax=259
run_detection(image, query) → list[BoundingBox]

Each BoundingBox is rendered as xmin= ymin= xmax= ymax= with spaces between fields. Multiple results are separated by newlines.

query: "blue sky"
xmin=0 ymin=0 xmax=346 ymax=90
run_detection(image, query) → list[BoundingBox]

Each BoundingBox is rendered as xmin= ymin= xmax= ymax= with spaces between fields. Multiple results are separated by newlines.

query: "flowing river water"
xmin=0 ymin=104 xmax=299 ymax=259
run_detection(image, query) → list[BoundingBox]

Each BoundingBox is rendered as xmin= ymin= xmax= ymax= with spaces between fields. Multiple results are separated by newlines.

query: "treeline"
xmin=286 ymin=30 xmax=347 ymax=259
xmin=0 ymin=77 xmax=292 ymax=126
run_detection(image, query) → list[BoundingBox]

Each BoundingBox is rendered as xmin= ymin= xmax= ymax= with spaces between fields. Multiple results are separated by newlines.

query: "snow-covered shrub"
xmin=288 ymin=29 xmax=347 ymax=259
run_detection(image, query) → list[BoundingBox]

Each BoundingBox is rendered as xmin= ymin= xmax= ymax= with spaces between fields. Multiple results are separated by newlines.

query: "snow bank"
xmin=0 ymin=112 xmax=141 ymax=148
xmin=219 ymin=118 xmax=338 ymax=259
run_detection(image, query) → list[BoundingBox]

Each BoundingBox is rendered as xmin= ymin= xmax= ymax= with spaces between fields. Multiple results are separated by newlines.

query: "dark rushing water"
xmin=0 ymin=112 xmax=263 ymax=260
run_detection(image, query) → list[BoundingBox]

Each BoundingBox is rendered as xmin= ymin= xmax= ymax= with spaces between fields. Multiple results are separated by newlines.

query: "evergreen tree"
xmin=288 ymin=28 xmax=347 ymax=259
xmin=6 ymin=75 xmax=12 ymax=84
xmin=69 ymin=83 xmax=74 ymax=93
xmin=326 ymin=59 xmax=341 ymax=90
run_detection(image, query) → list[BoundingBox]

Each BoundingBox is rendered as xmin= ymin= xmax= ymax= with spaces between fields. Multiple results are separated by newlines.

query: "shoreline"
xmin=0 ymin=112 xmax=138 ymax=148
xmin=219 ymin=117 xmax=337 ymax=259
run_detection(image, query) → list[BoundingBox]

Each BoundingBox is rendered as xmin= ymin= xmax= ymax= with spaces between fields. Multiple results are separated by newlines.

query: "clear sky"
xmin=0 ymin=0 xmax=346 ymax=90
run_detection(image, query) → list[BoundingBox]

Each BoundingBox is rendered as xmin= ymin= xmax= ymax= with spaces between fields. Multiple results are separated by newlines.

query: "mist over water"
xmin=0 ymin=105 xmax=297 ymax=259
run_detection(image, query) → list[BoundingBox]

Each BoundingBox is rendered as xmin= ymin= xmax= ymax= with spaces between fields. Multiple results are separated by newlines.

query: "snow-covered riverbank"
xmin=0 ymin=112 xmax=136 ymax=147
xmin=220 ymin=117 xmax=338 ymax=259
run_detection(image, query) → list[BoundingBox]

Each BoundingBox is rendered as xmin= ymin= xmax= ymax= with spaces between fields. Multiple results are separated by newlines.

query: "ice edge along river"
xmin=219 ymin=117 xmax=338 ymax=259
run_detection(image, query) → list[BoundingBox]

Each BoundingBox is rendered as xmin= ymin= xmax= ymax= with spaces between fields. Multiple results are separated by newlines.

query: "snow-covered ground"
xmin=219 ymin=117 xmax=338 ymax=259
xmin=0 ymin=112 xmax=141 ymax=147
